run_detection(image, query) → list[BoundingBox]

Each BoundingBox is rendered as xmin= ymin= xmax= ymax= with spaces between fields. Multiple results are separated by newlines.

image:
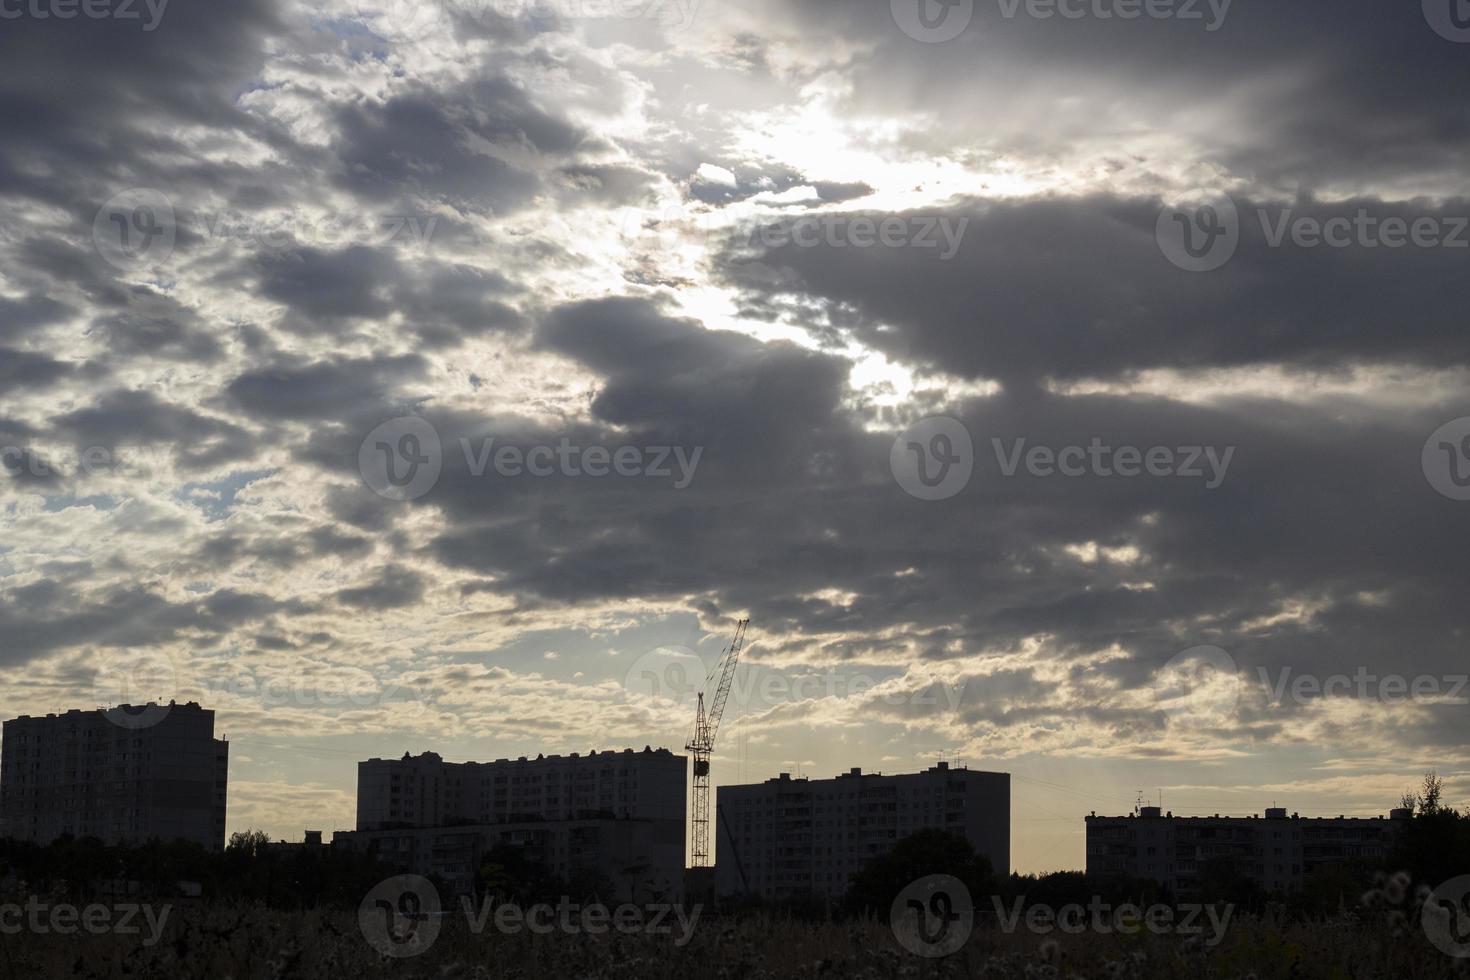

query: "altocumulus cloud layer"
xmin=1 ymin=0 xmax=1468 ymax=868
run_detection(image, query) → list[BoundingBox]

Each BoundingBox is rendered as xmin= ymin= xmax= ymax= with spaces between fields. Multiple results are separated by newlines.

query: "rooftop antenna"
xmin=1134 ymin=790 xmax=1147 ymax=815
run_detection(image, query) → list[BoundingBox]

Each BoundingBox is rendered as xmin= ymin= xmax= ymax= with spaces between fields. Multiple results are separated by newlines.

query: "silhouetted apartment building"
xmin=0 ymin=702 xmax=229 ymax=851
xmin=1085 ymin=805 xmax=1410 ymax=894
xmin=337 ymin=747 xmax=686 ymax=897
xmin=714 ymin=762 xmax=1011 ymax=899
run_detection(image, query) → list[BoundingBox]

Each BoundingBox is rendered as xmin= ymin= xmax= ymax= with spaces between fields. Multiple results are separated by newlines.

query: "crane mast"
xmin=685 ymin=618 xmax=749 ymax=868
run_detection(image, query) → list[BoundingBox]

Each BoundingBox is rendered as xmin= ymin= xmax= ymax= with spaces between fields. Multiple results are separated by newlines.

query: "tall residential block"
xmin=714 ymin=762 xmax=1011 ymax=899
xmin=339 ymin=746 xmax=686 ymax=897
xmin=0 ymin=702 xmax=229 ymax=851
xmin=1085 ymin=805 xmax=1409 ymax=895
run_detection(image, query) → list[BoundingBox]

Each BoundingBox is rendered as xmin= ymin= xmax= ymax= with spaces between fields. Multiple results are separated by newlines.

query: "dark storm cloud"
xmin=0 ymin=581 xmax=310 ymax=668
xmin=333 ymin=566 xmax=427 ymax=609
xmin=333 ymin=77 xmax=594 ymax=215
xmin=224 ymin=353 xmax=429 ymax=422
xmin=52 ymin=389 xmax=258 ymax=471
xmin=719 ymin=194 xmax=1470 ymax=386
xmin=0 ymin=0 xmax=282 ymax=207
xmin=395 ymin=263 xmax=526 ymax=347
xmin=253 ymin=245 xmax=399 ymax=325
xmin=0 ymin=348 xmax=72 ymax=391
xmin=371 ymin=298 xmax=1470 ymax=721
xmin=0 ymin=293 xmax=72 ymax=343
xmin=767 ymin=0 xmax=1470 ymax=192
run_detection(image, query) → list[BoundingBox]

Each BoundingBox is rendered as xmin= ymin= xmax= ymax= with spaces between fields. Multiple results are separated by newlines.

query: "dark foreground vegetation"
xmin=3 ymin=776 xmax=1469 ymax=978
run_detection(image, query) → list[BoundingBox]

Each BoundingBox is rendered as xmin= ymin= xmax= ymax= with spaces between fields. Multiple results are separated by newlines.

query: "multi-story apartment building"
xmin=0 ymin=702 xmax=229 ymax=851
xmin=714 ymin=762 xmax=1011 ymax=900
xmin=1085 ymin=805 xmax=1409 ymax=895
xmin=355 ymin=747 xmax=686 ymax=829
xmin=342 ymin=746 xmax=686 ymax=897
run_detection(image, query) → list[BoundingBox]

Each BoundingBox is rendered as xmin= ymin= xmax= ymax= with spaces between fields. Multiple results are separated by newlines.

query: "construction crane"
xmin=685 ymin=618 xmax=749 ymax=868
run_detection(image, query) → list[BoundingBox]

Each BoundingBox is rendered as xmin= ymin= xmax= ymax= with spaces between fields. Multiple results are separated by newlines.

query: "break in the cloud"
xmin=1 ymin=0 xmax=1468 ymax=870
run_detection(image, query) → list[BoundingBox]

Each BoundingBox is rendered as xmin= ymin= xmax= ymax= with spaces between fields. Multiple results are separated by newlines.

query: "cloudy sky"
xmin=2 ymin=0 xmax=1469 ymax=873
